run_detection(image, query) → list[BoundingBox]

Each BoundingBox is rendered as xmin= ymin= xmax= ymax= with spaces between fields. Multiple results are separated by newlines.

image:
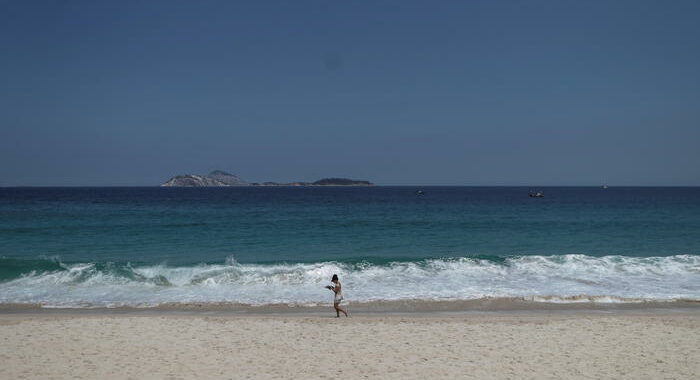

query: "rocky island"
xmin=161 ymin=171 xmax=250 ymax=187
xmin=312 ymin=178 xmax=373 ymax=186
xmin=161 ymin=171 xmax=373 ymax=187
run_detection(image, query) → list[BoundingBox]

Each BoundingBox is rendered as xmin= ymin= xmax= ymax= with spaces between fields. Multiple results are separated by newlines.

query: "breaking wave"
xmin=0 ymin=255 xmax=698 ymax=308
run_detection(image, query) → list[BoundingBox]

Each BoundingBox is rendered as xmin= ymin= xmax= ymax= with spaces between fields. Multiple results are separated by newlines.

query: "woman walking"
xmin=326 ymin=274 xmax=348 ymax=317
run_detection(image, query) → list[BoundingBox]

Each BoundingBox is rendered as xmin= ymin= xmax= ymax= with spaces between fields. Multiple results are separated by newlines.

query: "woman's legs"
xmin=334 ymin=303 xmax=348 ymax=317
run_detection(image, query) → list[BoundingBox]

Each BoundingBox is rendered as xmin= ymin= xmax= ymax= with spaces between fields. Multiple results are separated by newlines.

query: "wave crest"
xmin=0 ymin=254 xmax=698 ymax=307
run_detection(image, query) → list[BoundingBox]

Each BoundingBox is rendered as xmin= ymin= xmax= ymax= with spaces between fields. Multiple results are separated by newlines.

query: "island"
xmin=161 ymin=171 xmax=250 ymax=187
xmin=312 ymin=178 xmax=373 ymax=186
xmin=161 ymin=171 xmax=373 ymax=187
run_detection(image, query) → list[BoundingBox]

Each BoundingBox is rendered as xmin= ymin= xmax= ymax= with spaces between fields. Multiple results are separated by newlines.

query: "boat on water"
xmin=528 ymin=190 xmax=544 ymax=198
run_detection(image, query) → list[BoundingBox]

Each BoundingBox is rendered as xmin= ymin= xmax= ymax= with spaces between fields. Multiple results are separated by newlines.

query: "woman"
xmin=325 ymin=274 xmax=348 ymax=317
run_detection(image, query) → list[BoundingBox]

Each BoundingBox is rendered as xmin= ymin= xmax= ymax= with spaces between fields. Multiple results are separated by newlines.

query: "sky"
xmin=1 ymin=0 xmax=699 ymax=186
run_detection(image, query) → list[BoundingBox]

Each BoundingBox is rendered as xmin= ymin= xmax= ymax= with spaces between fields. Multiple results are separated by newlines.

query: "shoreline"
xmin=2 ymin=298 xmax=699 ymax=316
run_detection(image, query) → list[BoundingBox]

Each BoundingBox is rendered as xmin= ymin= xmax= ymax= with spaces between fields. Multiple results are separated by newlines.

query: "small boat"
xmin=528 ymin=190 xmax=544 ymax=198
xmin=601 ymin=184 xmax=608 ymax=189
xmin=416 ymin=190 xmax=425 ymax=196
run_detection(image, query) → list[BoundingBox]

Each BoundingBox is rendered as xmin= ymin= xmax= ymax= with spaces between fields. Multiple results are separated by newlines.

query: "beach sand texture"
xmin=1 ymin=312 xmax=698 ymax=379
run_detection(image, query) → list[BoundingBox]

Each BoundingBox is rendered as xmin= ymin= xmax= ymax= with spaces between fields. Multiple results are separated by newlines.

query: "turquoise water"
xmin=1 ymin=186 xmax=699 ymax=307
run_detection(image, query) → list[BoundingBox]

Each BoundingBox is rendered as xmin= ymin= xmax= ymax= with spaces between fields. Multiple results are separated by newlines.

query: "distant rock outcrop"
xmin=253 ymin=181 xmax=312 ymax=186
xmin=161 ymin=171 xmax=373 ymax=187
xmin=254 ymin=178 xmax=373 ymax=186
xmin=206 ymin=170 xmax=250 ymax=186
xmin=312 ymin=178 xmax=373 ymax=186
xmin=161 ymin=175 xmax=229 ymax=187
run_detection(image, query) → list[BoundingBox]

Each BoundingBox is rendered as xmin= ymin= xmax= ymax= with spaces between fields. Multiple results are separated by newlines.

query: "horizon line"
xmin=3 ymin=184 xmax=700 ymax=188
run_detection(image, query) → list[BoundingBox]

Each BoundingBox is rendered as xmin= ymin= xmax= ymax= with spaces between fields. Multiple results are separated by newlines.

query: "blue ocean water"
xmin=1 ymin=186 xmax=699 ymax=307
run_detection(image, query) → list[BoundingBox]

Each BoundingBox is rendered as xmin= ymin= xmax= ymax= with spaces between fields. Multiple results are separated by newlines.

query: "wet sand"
xmin=1 ymin=306 xmax=699 ymax=379
xmin=3 ymin=297 xmax=698 ymax=314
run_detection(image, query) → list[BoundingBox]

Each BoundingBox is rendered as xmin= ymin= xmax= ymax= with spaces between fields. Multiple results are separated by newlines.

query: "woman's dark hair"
xmin=331 ymin=274 xmax=338 ymax=281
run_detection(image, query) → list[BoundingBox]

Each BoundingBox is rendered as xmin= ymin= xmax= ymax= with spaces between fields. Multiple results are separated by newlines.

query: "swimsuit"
xmin=334 ymin=282 xmax=344 ymax=304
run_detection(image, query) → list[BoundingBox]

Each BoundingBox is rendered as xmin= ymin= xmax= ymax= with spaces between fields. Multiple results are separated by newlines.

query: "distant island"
xmin=161 ymin=170 xmax=373 ymax=187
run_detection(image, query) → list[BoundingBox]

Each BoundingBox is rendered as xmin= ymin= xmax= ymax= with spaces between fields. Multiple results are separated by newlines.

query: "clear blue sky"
xmin=1 ymin=0 xmax=699 ymax=186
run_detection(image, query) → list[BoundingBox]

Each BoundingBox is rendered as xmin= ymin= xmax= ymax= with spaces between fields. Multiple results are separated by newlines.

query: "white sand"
xmin=1 ymin=312 xmax=698 ymax=379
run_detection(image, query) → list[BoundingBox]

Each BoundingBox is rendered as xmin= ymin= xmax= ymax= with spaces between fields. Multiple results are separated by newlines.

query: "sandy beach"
xmin=1 ymin=308 xmax=698 ymax=379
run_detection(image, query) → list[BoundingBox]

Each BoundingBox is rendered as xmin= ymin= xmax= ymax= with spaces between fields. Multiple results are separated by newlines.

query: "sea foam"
xmin=0 ymin=255 xmax=698 ymax=308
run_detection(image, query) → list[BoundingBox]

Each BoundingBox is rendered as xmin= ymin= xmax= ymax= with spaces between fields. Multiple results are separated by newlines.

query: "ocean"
xmin=1 ymin=186 xmax=699 ymax=308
